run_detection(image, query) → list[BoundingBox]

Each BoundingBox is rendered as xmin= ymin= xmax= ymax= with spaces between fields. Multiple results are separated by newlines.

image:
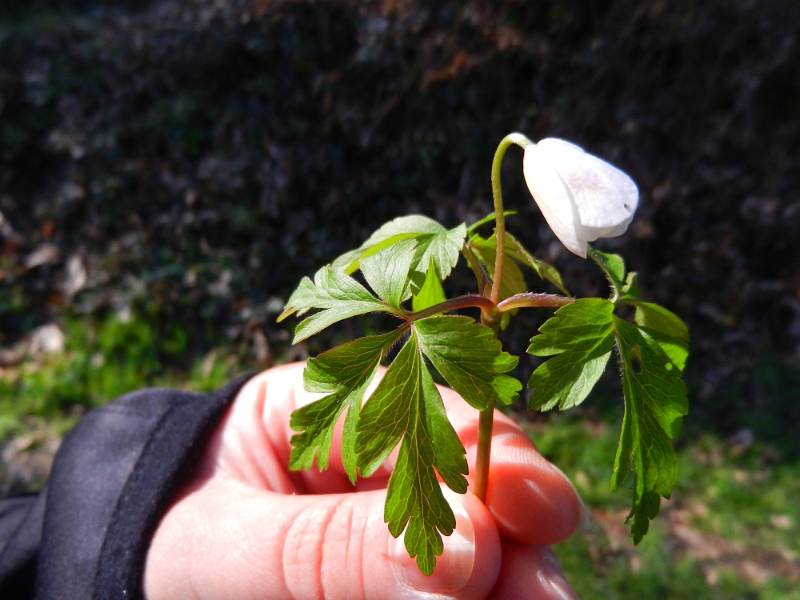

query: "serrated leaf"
xmin=356 ymin=336 xmax=420 ymax=476
xmin=332 ymin=216 xmax=442 ymax=273
xmin=415 ymin=223 xmax=467 ymax=282
xmin=279 ymin=266 xmax=390 ymax=343
xmin=465 ymin=210 xmax=517 ymax=235
xmin=611 ymin=317 xmax=688 ymax=543
xmin=412 ymin=263 xmax=447 ymax=311
xmin=360 ymin=238 xmax=417 ymax=308
xmin=290 ymin=330 xmax=404 ymax=482
xmin=503 ymin=232 xmax=570 ymax=296
xmin=527 ymin=299 xmax=615 ymax=411
xmin=355 ymin=331 xmax=468 ymax=575
xmin=588 ymin=246 xmax=625 ymax=296
xmin=333 ymin=233 xmax=420 ymax=274
xmin=468 ymin=234 xmax=527 ymax=301
xmin=633 ymin=302 xmax=689 ymax=372
xmin=420 ymin=367 xmax=469 ymax=494
xmin=470 ymin=232 xmax=569 ymax=296
xmin=639 ymin=327 xmax=689 ymax=373
xmin=331 ymin=216 xmax=466 ymax=291
xmin=416 ymin=316 xmax=521 ymax=408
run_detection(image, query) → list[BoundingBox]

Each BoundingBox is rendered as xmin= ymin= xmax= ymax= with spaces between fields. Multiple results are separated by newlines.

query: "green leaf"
xmin=527 ymin=299 xmax=615 ymax=411
xmin=332 ymin=216 xmax=466 ymax=289
xmin=611 ymin=317 xmax=688 ymax=543
xmin=503 ymin=232 xmax=570 ymax=296
xmin=468 ymin=234 xmax=527 ymax=301
xmin=588 ymin=247 xmax=625 ymax=297
xmin=360 ymin=238 xmax=417 ymax=308
xmin=355 ymin=330 xmax=468 ymax=575
xmin=633 ymin=302 xmax=689 ymax=342
xmin=465 ymin=210 xmax=517 ymax=235
xmin=356 ymin=215 xmax=447 ymax=248
xmin=632 ymin=302 xmax=689 ymax=372
xmin=278 ymin=266 xmax=391 ymax=343
xmin=620 ymin=272 xmax=639 ymax=300
xmin=416 ymin=316 xmax=521 ymax=408
xmin=414 ymin=223 xmax=467 ymax=282
xmin=412 ymin=263 xmax=447 ymax=311
xmin=355 ymin=334 xmax=420 ymax=477
xmin=470 ymin=232 xmax=569 ymax=296
xmin=332 ymin=233 xmax=420 ymax=275
xmin=290 ymin=330 xmax=403 ymax=482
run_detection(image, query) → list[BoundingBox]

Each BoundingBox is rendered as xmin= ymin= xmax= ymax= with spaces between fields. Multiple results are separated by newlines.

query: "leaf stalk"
xmin=406 ymin=294 xmax=496 ymax=322
xmin=496 ymin=292 xmax=574 ymax=312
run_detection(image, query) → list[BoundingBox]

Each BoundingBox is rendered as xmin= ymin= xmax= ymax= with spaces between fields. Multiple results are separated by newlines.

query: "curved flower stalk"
xmin=522 ymin=138 xmax=639 ymax=258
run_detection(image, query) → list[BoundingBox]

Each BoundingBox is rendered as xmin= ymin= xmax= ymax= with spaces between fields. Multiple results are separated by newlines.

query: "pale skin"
xmin=144 ymin=362 xmax=582 ymax=599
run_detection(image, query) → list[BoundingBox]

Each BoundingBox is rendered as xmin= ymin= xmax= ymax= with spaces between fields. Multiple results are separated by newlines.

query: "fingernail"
xmin=390 ymin=493 xmax=475 ymax=594
xmin=539 ymin=547 xmax=580 ymax=600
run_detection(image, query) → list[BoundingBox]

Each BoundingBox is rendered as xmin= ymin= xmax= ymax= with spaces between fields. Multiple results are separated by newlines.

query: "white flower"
xmin=522 ymin=138 xmax=638 ymax=258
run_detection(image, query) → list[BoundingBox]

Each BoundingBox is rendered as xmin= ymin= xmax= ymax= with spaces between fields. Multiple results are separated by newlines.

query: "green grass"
xmin=0 ymin=313 xmax=241 ymax=438
xmin=530 ymin=412 xmax=800 ymax=599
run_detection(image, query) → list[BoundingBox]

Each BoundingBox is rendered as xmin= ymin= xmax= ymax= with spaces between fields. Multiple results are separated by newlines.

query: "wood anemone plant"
xmin=279 ymin=132 xmax=689 ymax=575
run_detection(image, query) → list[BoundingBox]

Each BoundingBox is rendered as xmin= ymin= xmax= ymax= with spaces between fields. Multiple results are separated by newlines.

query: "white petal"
xmin=523 ymin=144 xmax=585 ymax=257
xmin=537 ymin=138 xmax=638 ymax=232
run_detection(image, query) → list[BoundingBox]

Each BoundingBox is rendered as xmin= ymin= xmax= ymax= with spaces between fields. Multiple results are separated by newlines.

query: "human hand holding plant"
xmin=279 ymin=133 xmax=689 ymax=575
xmin=144 ymin=362 xmax=582 ymax=599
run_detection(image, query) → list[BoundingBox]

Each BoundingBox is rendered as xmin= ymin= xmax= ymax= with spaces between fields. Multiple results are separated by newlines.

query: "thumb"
xmin=146 ymin=480 xmax=501 ymax=600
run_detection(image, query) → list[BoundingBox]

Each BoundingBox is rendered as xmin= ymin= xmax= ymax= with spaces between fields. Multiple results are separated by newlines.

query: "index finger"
xmin=435 ymin=385 xmax=584 ymax=546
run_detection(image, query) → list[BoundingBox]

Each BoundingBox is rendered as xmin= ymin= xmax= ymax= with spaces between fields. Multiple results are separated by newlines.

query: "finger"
xmin=144 ymin=479 xmax=501 ymax=600
xmin=436 ymin=387 xmax=584 ymax=546
xmin=488 ymin=541 xmax=579 ymax=600
xmin=238 ymin=363 xmax=583 ymax=544
xmin=221 ymin=362 xmax=359 ymax=494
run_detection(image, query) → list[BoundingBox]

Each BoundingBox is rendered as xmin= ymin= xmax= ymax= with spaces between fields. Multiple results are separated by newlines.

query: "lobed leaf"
xmin=332 ymin=215 xmax=467 ymax=295
xmin=502 ymin=232 xmax=570 ymax=295
xmin=611 ymin=317 xmax=688 ymax=542
xmin=527 ymin=298 xmax=615 ymax=411
xmin=416 ymin=316 xmax=521 ymax=408
xmin=279 ymin=266 xmax=390 ymax=343
xmin=360 ymin=238 xmax=417 ymax=308
xmin=290 ymin=330 xmax=404 ymax=482
xmin=355 ymin=330 xmax=469 ymax=575
xmin=631 ymin=301 xmax=690 ymax=372
xmin=469 ymin=231 xmax=570 ymax=297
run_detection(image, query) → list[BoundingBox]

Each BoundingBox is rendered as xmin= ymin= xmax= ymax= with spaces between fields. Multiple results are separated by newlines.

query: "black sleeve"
xmin=0 ymin=372 xmax=254 ymax=600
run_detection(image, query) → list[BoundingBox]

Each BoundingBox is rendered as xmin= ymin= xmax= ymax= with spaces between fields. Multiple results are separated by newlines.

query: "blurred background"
xmin=1 ymin=0 xmax=799 ymax=597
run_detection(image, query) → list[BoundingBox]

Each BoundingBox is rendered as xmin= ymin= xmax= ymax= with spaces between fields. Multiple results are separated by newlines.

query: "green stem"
xmin=489 ymin=133 xmax=532 ymax=305
xmin=475 ymin=133 xmax=533 ymax=505
xmin=473 ymin=398 xmax=494 ymax=503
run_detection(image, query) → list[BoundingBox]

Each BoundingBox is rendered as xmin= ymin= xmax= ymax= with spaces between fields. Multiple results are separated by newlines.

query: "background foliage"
xmin=1 ymin=0 xmax=799 ymax=596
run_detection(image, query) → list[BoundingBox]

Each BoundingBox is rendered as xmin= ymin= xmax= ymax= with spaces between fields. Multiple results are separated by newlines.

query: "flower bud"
xmin=522 ymin=138 xmax=638 ymax=258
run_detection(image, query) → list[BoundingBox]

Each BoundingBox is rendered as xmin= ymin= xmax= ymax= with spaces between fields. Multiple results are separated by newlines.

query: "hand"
xmin=144 ymin=362 xmax=582 ymax=599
